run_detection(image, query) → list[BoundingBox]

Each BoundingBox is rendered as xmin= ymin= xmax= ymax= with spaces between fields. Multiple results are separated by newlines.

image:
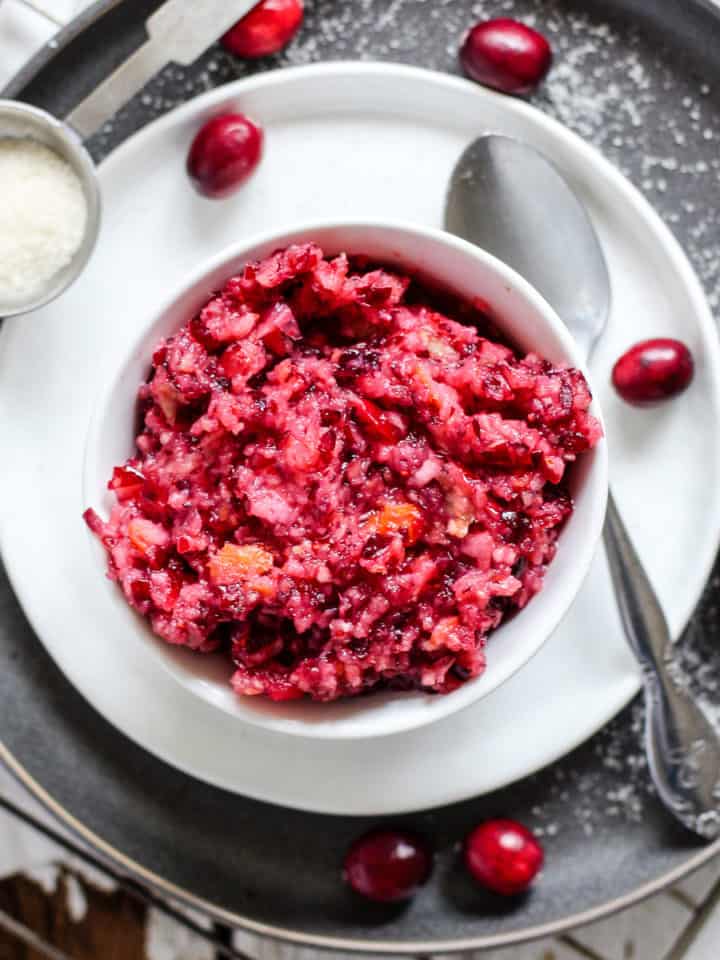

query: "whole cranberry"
xmin=221 ymin=0 xmax=304 ymax=59
xmin=460 ymin=19 xmax=552 ymax=95
xmin=187 ymin=114 xmax=263 ymax=199
xmin=465 ymin=819 xmax=544 ymax=896
xmin=612 ymin=338 xmax=694 ymax=406
xmin=343 ymin=829 xmax=432 ymax=902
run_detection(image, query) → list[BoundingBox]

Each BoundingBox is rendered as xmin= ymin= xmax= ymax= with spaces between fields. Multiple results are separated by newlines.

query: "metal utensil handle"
xmin=65 ymin=0 xmax=257 ymax=140
xmin=603 ymin=489 xmax=672 ymax=672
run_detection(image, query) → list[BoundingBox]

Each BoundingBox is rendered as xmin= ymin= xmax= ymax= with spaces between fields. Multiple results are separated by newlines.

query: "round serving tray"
xmin=3 ymin=0 xmax=720 ymax=951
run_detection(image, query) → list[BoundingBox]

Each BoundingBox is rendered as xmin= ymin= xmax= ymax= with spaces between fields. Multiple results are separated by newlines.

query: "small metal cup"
xmin=0 ymin=99 xmax=101 ymax=318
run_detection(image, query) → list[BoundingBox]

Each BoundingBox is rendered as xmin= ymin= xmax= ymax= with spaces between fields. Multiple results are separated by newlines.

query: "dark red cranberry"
xmin=187 ymin=114 xmax=263 ymax=199
xmin=612 ymin=338 xmax=694 ymax=406
xmin=221 ymin=0 xmax=303 ymax=59
xmin=465 ymin=819 xmax=544 ymax=896
xmin=344 ymin=829 xmax=432 ymax=902
xmin=460 ymin=19 xmax=552 ymax=95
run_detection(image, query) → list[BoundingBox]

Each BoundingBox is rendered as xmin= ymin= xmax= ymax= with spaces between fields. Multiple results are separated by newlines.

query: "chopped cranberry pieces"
xmin=265 ymin=672 xmax=304 ymax=701
xmin=351 ymin=397 xmax=404 ymax=443
xmin=82 ymin=508 xmax=103 ymax=537
xmin=260 ymin=326 xmax=289 ymax=355
xmin=344 ymin=830 xmax=432 ymax=902
xmin=219 ymin=343 xmax=253 ymax=378
xmin=109 ymin=465 xmax=145 ymax=502
xmin=86 ymin=244 xmax=600 ymax=703
xmin=129 ymin=576 xmax=152 ymax=604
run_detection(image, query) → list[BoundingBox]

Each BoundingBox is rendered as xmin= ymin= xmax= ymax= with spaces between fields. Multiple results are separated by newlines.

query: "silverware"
xmin=446 ymin=133 xmax=720 ymax=839
xmin=66 ymin=0 xmax=258 ymax=140
xmin=2 ymin=0 xmax=256 ymax=316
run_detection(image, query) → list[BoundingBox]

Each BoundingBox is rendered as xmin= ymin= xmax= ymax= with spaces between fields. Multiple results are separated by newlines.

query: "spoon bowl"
xmin=446 ymin=134 xmax=610 ymax=356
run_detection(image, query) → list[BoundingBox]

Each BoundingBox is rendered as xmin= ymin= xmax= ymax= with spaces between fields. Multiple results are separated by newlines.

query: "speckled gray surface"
xmin=3 ymin=0 xmax=720 ymax=950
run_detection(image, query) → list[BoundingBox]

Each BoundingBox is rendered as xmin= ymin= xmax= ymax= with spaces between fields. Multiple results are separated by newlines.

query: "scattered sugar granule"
xmin=0 ymin=137 xmax=86 ymax=308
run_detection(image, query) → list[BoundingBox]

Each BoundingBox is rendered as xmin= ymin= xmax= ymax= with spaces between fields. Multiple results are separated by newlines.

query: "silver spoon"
xmin=446 ymin=134 xmax=720 ymax=839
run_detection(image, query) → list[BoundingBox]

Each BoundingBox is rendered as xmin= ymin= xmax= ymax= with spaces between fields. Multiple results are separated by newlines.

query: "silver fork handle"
xmin=604 ymin=489 xmax=720 ymax=838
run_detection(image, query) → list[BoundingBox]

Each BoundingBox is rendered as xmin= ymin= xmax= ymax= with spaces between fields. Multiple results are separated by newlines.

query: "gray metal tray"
xmin=3 ymin=0 xmax=720 ymax=951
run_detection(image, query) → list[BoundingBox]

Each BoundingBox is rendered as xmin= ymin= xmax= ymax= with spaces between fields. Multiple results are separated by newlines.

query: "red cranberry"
xmin=109 ymin=465 xmax=145 ymax=502
xmin=612 ymin=338 xmax=694 ymax=406
xmin=465 ymin=819 xmax=544 ymax=896
xmin=82 ymin=508 xmax=103 ymax=536
xmin=221 ymin=0 xmax=303 ymax=59
xmin=351 ymin=398 xmax=404 ymax=444
xmin=460 ymin=19 xmax=552 ymax=95
xmin=344 ymin=830 xmax=432 ymax=902
xmin=187 ymin=114 xmax=263 ymax=199
xmin=264 ymin=671 xmax=304 ymax=702
xmin=129 ymin=575 xmax=152 ymax=604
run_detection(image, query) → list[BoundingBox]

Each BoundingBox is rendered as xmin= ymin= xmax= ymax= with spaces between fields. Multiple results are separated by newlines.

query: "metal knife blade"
xmin=65 ymin=0 xmax=257 ymax=141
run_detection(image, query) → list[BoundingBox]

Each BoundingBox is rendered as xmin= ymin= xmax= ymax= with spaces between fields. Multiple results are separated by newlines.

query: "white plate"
xmin=1 ymin=62 xmax=719 ymax=815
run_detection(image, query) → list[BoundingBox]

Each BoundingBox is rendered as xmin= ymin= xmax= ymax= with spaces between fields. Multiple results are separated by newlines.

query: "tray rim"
xmin=2 ymin=0 xmax=720 ymax=951
xmin=3 ymin=743 xmax=719 ymax=954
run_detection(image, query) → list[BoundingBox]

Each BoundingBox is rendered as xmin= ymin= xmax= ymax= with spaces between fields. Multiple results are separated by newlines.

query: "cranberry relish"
xmin=85 ymin=244 xmax=601 ymax=702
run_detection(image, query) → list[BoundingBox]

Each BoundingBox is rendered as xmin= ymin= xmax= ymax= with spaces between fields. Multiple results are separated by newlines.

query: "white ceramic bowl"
xmin=84 ymin=221 xmax=608 ymax=740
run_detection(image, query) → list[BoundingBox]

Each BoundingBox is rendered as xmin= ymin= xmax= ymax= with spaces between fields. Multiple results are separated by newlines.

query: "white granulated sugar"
xmin=0 ymin=137 xmax=86 ymax=307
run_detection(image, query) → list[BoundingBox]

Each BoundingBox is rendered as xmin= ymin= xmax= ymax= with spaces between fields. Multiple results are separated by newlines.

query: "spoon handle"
xmin=604 ymin=489 xmax=720 ymax=838
xmin=603 ymin=490 xmax=670 ymax=668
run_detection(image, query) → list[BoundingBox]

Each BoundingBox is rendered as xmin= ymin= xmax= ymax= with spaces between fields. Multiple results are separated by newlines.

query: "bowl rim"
xmin=82 ymin=218 xmax=608 ymax=740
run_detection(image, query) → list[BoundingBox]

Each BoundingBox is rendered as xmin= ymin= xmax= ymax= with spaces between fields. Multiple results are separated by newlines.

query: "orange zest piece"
xmin=128 ymin=518 xmax=169 ymax=554
xmin=209 ymin=543 xmax=274 ymax=586
xmin=367 ymin=502 xmax=424 ymax=545
xmin=428 ymin=616 xmax=461 ymax=651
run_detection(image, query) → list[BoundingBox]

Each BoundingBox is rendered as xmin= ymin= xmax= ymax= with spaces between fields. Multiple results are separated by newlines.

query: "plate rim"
xmin=2 ymin=54 xmax=720 ymax=950
xmin=2 ymin=59 xmax=720 ymax=810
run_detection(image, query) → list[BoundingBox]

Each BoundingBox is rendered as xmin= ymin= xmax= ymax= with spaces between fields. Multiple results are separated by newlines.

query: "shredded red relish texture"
xmin=85 ymin=243 xmax=601 ymax=702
